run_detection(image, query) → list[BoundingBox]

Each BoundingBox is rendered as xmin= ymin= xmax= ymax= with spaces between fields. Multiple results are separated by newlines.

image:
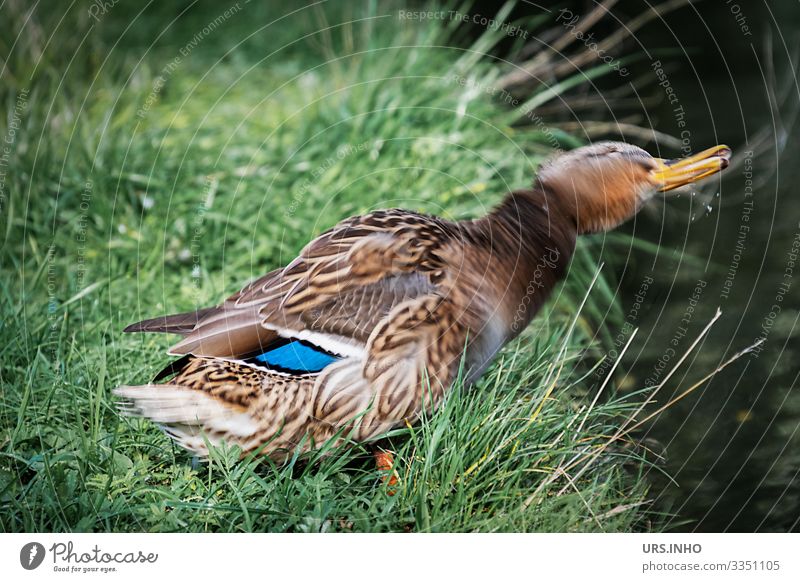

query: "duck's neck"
xmin=471 ymin=186 xmax=578 ymax=335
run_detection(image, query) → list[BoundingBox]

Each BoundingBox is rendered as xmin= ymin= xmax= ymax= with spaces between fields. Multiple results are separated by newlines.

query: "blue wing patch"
xmin=252 ymin=339 xmax=340 ymax=374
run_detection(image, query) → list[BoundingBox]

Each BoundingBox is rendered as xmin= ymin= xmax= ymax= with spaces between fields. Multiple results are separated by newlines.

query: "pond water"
xmin=606 ymin=1 xmax=800 ymax=532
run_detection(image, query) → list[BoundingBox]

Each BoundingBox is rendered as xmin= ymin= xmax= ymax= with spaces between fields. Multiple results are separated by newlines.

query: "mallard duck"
xmin=116 ymin=142 xmax=730 ymax=463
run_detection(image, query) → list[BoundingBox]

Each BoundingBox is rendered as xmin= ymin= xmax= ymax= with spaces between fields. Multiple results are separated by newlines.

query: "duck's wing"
xmin=115 ymin=292 xmax=474 ymax=458
xmin=118 ymin=210 xmax=482 ymax=456
xmin=123 ymin=269 xmax=285 ymax=359
xmin=310 ymin=291 xmax=472 ymax=442
xmin=128 ymin=209 xmax=456 ymax=359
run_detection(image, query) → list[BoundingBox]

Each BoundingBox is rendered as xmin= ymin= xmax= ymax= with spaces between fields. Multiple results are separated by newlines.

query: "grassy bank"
xmin=1 ymin=1 xmax=654 ymax=532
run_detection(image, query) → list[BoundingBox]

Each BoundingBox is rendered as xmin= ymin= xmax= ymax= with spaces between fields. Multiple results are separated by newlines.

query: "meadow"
xmin=0 ymin=1 xmax=663 ymax=532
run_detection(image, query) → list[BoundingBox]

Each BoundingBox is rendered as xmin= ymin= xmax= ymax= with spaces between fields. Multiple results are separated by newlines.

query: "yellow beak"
xmin=653 ymin=145 xmax=732 ymax=192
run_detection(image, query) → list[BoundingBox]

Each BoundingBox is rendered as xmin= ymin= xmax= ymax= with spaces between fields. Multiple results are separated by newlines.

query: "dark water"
xmin=600 ymin=2 xmax=800 ymax=532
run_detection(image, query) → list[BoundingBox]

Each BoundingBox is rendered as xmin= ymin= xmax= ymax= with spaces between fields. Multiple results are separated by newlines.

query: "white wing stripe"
xmin=260 ymin=324 xmax=366 ymax=358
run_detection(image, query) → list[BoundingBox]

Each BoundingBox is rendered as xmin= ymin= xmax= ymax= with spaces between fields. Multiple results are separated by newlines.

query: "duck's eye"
xmin=602 ymin=149 xmax=624 ymax=159
xmin=642 ymin=158 xmax=661 ymax=171
xmin=586 ymin=148 xmax=621 ymax=160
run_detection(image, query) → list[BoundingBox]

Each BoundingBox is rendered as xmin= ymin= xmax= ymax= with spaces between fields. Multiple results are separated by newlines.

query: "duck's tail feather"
xmin=123 ymin=307 xmax=218 ymax=335
xmin=114 ymin=383 xmax=261 ymax=455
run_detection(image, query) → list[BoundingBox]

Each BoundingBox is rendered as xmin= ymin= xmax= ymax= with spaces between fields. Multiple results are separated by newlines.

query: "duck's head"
xmin=537 ymin=141 xmax=731 ymax=234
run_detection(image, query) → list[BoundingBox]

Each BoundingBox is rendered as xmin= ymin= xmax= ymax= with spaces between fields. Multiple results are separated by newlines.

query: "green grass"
xmin=1 ymin=0 xmax=657 ymax=532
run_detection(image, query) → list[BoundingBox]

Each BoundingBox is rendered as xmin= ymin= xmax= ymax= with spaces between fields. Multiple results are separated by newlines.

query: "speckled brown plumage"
xmin=116 ymin=141 xmax=731 ymax=460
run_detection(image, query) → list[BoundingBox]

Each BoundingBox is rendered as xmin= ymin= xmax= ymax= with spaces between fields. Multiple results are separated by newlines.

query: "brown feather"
xmin=123 ymin=306 xmax=218 ymax=335
xmin=168 ymin=305 xmax=280 ymax=358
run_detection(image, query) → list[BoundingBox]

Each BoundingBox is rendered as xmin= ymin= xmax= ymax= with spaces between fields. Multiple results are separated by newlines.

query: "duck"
xmin=115 ymin=141 xmax=731 ymax=467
